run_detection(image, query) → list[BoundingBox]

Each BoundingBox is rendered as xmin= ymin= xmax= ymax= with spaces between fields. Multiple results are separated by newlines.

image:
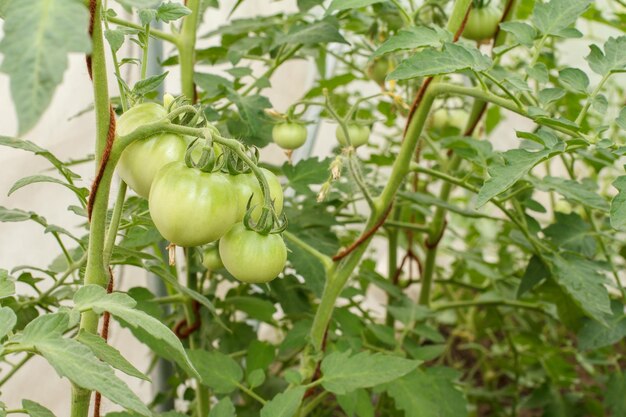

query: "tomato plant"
xmin=2 ymin=0 xmax=626 ymax=416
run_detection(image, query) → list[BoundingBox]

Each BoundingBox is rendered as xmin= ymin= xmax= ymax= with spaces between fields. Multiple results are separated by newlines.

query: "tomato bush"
xmin=2 ymin=0 xmax=626 ymax=416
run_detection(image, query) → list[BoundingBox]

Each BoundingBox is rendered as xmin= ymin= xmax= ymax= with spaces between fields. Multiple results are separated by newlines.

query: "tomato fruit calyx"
xmin=184 ymin=137 xmax=222 ymax=172
xmin=242 ymin=201 xmax=287 ymax=235
xmin=224 ymin=145 xmax=259 ymax=175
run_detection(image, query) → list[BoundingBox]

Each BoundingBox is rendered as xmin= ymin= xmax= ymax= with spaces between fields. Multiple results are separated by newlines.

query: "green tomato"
xmin=367 ymin=59 xmax=389 ymax=85
xmin=272 ymin=123 xmax=307 ymax=150
xmin=117 ymin=102 xmax=189 ymax=198
xmin=228 ymin=169 xmax=284 ymax=221
xmin=149 ymin=162 xmax=238 ymax=247
xmin=462 ymin=5 xmax=501 ymax=42
xmin=202 ymin=244 xmax=224 ymax=271
xmin=219 ymin=223 xmax=287 ymax=283
xmin=335 ymin=124 xmax=371 ymax=147
xmin=428 ymin=108 xmax=469 ymax=131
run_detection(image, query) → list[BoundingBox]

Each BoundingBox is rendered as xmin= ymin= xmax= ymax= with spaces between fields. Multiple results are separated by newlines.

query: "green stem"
xmin=236 ymin=382 xmax=267 ymax=405
xmin=179 ymin=0 xmax=201 ymax=100
xmin=140 ymin=24 xmax=151 ymax=80
xmin=72 ymin=1 xmax=112 ymax=415
xmin=299 ymin=391 xmax=330 ymax=417
xmin=384 ymin=220 xmax=431 ymax=233
xmin=283 ymin=231 xmax=333 ymax=270
xmin=389 ymin=0 xmax=413 ymax=26
xmin=103 ymin=182 xmax=127 ymax=266
xmin=307 ymin=0 xmax=474 ymax=352
xmin=108 ymin=16 xmax=179 ymax=45
xmin=419 ymin=155 xmax=462 ymax=306
xmin=432 ymin=299 xmax=548 ymax=315
xmin=575 ymin=73 xmax=610 ymax=126
xmin=0 ymin=354 xmax=33 ymax=387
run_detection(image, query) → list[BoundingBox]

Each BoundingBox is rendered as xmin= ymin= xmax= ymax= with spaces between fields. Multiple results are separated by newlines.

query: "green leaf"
xmin=223 ymin=296 xmax=276 ymax=323
xmin=548 ymin=254 xmax=612 ymax=323
xmin=535 ymin=176 xmax=609 ymax=211
xmin=476 ymin=147 xmax=553 ymax=208
xmin=73 ymin=285 xmax=199 ymax=378
xmin=0 ymin=0 xmax=91 ymax=134
xmin=605 ymin=371 xmax=626 ymax=416
xmin=22 ymin=400 xmax=56 ymax=417
xmin=188 ymin=349 xmax=243 ymax=394
xmin=104 ymin=29 xmax=125 ymax=52
xmin=0 ymin=0 xmax=11 ymax=18
xmin=326 ymin=0 xmax=386 ymax=13
xmin=337 ymin=389 xmax=375 ymax=417
xmin=388 ymin=43 xmax=492 ymax=81
xmin=144 ymin=261 xmax=223 ymax=326
xmin=373 ymin=26 xmax=449 ymax=56
xmin=246 ymin=340 xmax=275 ymax=373
xmin=538 ymin=88 xmax=565 ymax=105
xmin=156 ymin=1 xmax=191 ymax=22
xmin=532 ymin=0 xmax=591 ymax=37
xmin=578 ymin=301 xmax=626 ymax=351
xmin=0 ymin=136 xmax=79 ymax=179
xmin=320 ymin=350 xmax=421 ymax=395
xmin=0 ymin=307 xmax=17 ymax=339
xmin=499 ymin=21 xmax=537 ymax=46
xmin=8 ymin=175 xmax=88 ymax=202
xmin=585 ymin=36 xmax=626 ymax=76
xmin=558 ymin=68 xmax=589 ymax=92
xmin=280 ymin=18 xmax=348 ymax=46
xmin=385 ymin=368 xmax=468 ymax=417
xmin=260 ymin=386 xmax=306 ymax=417
xmin=77 ymin=331 xmax=149 ymax=381
xmin=20 ymin=314 xmax=150 ymax=416
xmin=0 ymin=269 xmax=15 ymax=299
xmin=133 ymin=72 xmax=169 ymax=96
xmin=543 ymin=212 xmax=595 ymax=257
xmin=282 ymin=157 xmax=332 ymax=194
xmin=208 ymin=398 xmax=236 ymax=417
xmin=227 ymin=93 xmax=273 ymax=147
xmin=611 ymin=176 xmax=626 ymax=230
xmin=616 ymin=107 xmax=626 ymax=131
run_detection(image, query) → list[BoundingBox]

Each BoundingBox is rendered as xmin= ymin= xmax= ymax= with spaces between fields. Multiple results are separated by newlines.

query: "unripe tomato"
xmin=367 ymin=59 xmax=389 ymax=85
xmin=228 ymin=169 xmax=284 ymax=221
xmin=219 ymin=223 xmax=287 ymax=283
xmin=117 ymin=102 xmax=189 ymax=198
xmin=272 ymin=123 xmax=307 ymax=150
xmin=149 ymin=162 xmax=238 ymax=247
xmin=335 ymin=124 xmax=370 ymax=147
xmin=202 ymin=244 xmax=224 ymax=271
xmin=462 ymin=5 xmax=501 ymax=42
xmin=428 ymin=108 xmax=469 ymax=131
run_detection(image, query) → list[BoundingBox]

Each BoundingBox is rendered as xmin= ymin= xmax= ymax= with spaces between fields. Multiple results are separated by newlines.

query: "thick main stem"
xmin=72 ymin=1 xmax=112 ymax=415
xmin=179 ymin=0 xmax=200 ymax=100
xmin=307 ymin=0 xmax=473 ymax=352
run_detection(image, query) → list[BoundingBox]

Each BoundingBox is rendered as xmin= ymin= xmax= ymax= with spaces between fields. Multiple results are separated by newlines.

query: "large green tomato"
xmin=462 ymin=5 xmax=501 ymax=42
xmin=202 ymin=244 xmax=224 ymax=271
xmin=272 ymin=123 xmax=307 ymax=150
xmin=219 ymin=223 xmax=287 ymax=283
xmin=149 ymin=162 xmax=238 ymax=247
xmin=228 ymin=168 xmax=284 ymax=220
xmin=117 ymin=102 xmax=189 ymax=198
xmin=367 ymin=59 xmax=390 ymax=85
xmin=428 ymin=108 xmax=469 ymax=131
xmin=335 ymin=124 xmax=370 ymax=147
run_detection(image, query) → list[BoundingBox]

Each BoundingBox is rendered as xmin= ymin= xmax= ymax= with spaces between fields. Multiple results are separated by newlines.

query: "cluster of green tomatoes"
xmin=116 ymin=101 xmax=287 ymax=284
